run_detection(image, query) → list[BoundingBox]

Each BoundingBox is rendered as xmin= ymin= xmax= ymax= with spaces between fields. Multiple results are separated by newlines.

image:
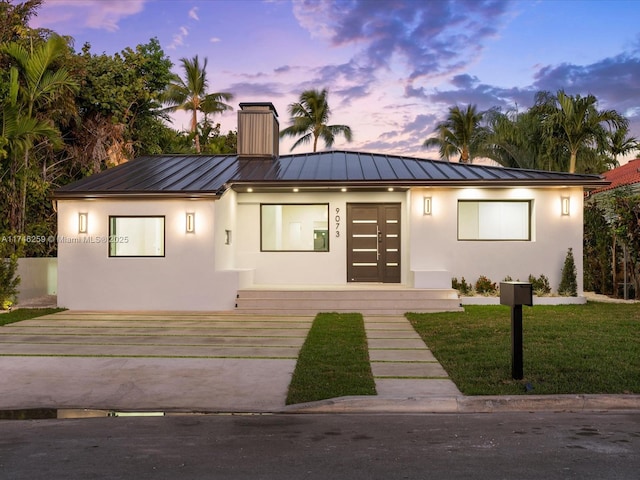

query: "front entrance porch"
xmin=234 ymin=285 xmax=462 ymax=315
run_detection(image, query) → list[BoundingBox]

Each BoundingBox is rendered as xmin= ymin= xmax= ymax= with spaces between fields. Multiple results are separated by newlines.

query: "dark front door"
xmin=347 ymin=203 xmax=401 ymax=283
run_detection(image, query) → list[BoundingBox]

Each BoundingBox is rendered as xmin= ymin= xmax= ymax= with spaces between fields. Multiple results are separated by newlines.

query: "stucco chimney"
xmin=237 ymin=102 xmax=279 ymax=158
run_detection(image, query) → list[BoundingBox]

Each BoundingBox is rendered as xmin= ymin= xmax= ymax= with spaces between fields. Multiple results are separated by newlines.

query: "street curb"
xmin=281 ymin=394 xmax=640 ymax=414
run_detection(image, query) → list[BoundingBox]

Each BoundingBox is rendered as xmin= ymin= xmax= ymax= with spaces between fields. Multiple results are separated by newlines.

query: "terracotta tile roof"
xmin=591 ymin=158 xmax=640 ymax=194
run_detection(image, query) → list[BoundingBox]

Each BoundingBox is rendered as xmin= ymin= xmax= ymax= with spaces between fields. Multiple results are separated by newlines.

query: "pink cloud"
xmin=30 ymin=0 xmax=146 ymax=32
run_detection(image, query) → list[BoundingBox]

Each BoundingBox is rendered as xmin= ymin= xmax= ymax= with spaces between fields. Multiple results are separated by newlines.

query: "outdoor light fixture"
xmin=225 ymin=229 xmax=232 ymax=245
xmin=293 ymin=188 xmax=299 ymax=192
xmin=186 ymin=212 xmax=195 ymax=233
xmin=247 ymin=188 xmax=253 ymax=193
xmin=561 ymin=196 xmax=570 ymax=216
xmin=78 ymin=212 xmax=88 ymax=233
xmin=423 ymin=196 xmax=432 ymax=215
xmin=388 ymin=187 xmax=394 ymax=192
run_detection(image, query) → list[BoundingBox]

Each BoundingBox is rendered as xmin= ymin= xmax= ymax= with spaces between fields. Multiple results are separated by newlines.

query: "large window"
xmin=458 ymin=201 xmax=531 ymax=241
xmin=109 ymin=216 xmax=165 ymax=257
xmin=261 ymin=204 xmax=329 ymax=251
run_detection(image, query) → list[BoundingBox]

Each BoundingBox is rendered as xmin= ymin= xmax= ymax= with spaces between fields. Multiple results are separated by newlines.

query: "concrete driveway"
xmin=0 ymin=311 xmax=314 ymax=412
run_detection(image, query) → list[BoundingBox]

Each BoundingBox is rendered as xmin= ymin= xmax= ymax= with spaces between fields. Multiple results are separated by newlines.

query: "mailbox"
xmin=499 ymin=282 xmax=533 ymax=381
xmin=500 ymin=282 xmax=533 ymax=307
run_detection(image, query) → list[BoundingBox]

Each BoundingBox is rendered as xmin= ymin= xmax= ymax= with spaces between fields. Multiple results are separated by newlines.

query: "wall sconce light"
xmin=78 ymin=212 xmax=88 ymax=233
xmin=561 ymin=196 xmax=570 ymax=216
xmin=186 ymin=212 xmax=195 ymax=233
xmin=423 ymin=196 xmax=432 ymax=215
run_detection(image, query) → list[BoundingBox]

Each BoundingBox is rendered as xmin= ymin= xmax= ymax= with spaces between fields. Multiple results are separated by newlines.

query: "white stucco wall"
xmin=409 ymin=186 xmax=584 ymax=294
xmin=57 ymin=198 xmax=240 ymax=311
xmin=57 ymin=185 xmax=585 ymax=310
xmin=235 ymin=190 xmax=410 ymax=285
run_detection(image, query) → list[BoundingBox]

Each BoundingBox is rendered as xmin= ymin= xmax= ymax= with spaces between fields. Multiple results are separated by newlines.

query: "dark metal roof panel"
xmin=54 ymin=150 xmax=608 ymax=198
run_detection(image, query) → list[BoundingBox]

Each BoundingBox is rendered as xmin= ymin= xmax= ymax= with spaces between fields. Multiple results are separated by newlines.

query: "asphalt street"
xmin=1 ymin=412 xmax=639 ymax=479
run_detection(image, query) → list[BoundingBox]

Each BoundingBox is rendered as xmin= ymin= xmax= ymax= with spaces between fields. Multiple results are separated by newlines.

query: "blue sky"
xmin=31 ymin=0 xmax=640 ymax=161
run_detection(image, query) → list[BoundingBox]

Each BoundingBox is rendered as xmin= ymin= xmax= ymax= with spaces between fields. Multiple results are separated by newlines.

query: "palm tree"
xmin=163 ymin=55 xmax=233 ymax=153
xmin=423 ymin=105 xmax=485 ymax=163
xmin=543 ymin=90 xmax=626 ymax=173
xmin=1 ymin=33 xmax=78 ymax=232
xmin=280 ymin=89 xmax=352 ymax=152
xmin=607 ymin=124 xmax=638 ymax=165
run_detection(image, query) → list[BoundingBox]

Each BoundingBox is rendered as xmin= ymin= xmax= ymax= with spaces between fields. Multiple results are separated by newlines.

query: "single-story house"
xmin=53 ymin=102 xmax=608 ymax=312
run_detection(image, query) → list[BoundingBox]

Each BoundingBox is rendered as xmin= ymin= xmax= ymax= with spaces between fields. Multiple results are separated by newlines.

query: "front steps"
xmin=234 ymin=287 xmax=463 ymax=315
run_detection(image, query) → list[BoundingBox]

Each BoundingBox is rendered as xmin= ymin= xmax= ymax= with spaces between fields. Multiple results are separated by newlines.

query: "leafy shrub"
xmin=558 ymin=248 xmax=578 ymax=296
xmin=528 ymin=274 xmax=551 ymax=296
xmin=474 ymin=275 xmax=497 ymax=295
xmin=452 ymin=277 xmax=474 ymax=296
xmin=0 ymin=246 xmax=20 ymax=309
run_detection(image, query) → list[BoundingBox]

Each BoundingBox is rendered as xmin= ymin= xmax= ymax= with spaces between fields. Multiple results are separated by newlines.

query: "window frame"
xmin=457 ymin=200 xmax=532 ymax=241
xmin=108 ymin=215 xmax=166 ymax=257
xmin=260 ymin=203 xmax=330 ymax=252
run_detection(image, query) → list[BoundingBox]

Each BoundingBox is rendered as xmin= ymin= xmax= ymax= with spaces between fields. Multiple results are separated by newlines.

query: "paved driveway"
xmin=0 ymin=311 xmax=314 ymax=412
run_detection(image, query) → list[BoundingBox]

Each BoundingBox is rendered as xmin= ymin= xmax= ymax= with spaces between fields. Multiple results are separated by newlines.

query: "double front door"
xmin=347 ymin=203 xmax=401 ymax=283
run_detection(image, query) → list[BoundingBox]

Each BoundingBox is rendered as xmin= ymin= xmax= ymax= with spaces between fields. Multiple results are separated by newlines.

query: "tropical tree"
xmin=540 ymin=90 xmax=627 ymax=173
xmin=423 ymin=104 xmax=486 ymax=163
xmin=280 ymin=88 xmax=352 ymax=152
xmin=1 ymin=33 xmax=78 ymax=233
xmin=163 ymin=55 xmax=233 ymax=153
xmin=607 ymin=124 xmax=638 ymax=164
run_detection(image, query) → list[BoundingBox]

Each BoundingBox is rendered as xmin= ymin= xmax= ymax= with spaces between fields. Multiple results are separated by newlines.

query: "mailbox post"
xmin=499 ymin=282 xmax=533 ymax=380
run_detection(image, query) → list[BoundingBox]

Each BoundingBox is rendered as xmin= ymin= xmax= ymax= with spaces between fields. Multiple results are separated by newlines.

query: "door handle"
xmin=376 ymin=225 xmax=381 ymax=260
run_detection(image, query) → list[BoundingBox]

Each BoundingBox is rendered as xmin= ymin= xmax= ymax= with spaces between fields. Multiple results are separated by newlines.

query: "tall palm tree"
xmin=423 ymin=105 xmax=485 ymax=163
xmin=1 ymin=33 xmax=77 ymax=232
xmin=543 ymin=90 xmax=626 ymax=173
xmin=163 ymin=55 xmax=233 ymax=153
xmin=280 ymin=89 xmax=352 ymax=152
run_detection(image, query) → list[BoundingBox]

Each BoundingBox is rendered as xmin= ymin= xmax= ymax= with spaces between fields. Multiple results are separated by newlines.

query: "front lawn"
xmin=0 ymin=308 xmax=65 ymax=327
xmin=407 ymin=303 xmax=640 ymax=395
xmin=286 ymin=312 xmax=376 ymax=404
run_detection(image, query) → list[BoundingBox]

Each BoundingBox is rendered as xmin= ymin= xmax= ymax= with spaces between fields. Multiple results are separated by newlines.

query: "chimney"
xmin=237 ymin=102 xmax=279 ymax=158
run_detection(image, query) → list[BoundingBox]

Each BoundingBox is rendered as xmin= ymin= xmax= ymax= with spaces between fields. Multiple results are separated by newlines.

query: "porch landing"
xmin=234 ymin=285 xmax=463 ymax=315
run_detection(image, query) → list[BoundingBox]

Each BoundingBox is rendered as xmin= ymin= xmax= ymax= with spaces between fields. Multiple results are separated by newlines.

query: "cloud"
xmin=30 ymin=0 xmax=146 ymax=32
xmin=531 ymin=53 xmax=640 ymax=112
xmin=188 ymin=7 xmax=199 ymax=21
xmin=225 ymin=82 xmax=287 ymax=98
xmin=168 ymin=26 xmax=189 ymax=50
xmin=292 ymin=0 xmax=511 ymax=86
xmin=210 ymin=37 xmax=221 ymax=43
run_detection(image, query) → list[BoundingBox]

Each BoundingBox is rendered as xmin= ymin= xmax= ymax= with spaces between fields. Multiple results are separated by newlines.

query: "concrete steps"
xmin=234 ymin=288 xmax=463 ymax=315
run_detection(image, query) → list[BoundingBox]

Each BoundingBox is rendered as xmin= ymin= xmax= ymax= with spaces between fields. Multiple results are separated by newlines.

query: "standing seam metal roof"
xmin=53 ymin=150 xmax=608 ymax=198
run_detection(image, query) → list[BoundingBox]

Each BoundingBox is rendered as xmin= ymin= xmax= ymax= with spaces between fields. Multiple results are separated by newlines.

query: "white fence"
xmin=15 ymin=258 xmax=57 ymax=303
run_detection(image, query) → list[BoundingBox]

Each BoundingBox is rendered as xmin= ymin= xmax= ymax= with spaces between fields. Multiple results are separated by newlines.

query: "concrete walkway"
xmin=364 ymin=315 xmax=461 ymax=397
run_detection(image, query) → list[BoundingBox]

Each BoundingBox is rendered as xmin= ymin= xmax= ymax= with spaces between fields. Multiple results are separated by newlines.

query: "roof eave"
xmin=229 ymin=179 xmax=610 ymax=190
xmin=52 ymin=191 xmax=222 ymax=200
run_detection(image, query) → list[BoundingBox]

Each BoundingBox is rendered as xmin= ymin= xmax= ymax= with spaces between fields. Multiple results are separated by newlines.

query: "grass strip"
xmin=286 ymin=312 xmax=376 ymax=405
xmin=407 ymin=303 xmax=640 ymax=395
xmin=0 ymin=308 xmax=65 ymax=327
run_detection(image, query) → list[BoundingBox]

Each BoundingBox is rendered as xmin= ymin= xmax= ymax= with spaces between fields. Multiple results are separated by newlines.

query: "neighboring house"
xmin=588 ymin=158 xmax=640 ymax=196
xmin=53 ymin=103 xmax=608 ymax=311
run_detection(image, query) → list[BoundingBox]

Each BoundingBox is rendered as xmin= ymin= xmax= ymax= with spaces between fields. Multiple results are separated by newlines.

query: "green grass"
xmin=0 ymin=308 xmax=65 ymax=326
xmin=407 ymin=303 xmax=640 ymax=395
xmin=286 ymin=312 xmax=376 ymax=404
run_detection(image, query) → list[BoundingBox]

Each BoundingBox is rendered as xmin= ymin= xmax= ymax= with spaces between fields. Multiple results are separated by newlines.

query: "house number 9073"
xmin=335 ymin=207 xmax=341 ymax=238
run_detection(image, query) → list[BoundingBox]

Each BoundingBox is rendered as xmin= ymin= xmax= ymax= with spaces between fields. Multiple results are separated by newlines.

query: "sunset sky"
xmin=30 ymin=0 xmax=640 ymax=162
